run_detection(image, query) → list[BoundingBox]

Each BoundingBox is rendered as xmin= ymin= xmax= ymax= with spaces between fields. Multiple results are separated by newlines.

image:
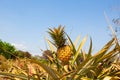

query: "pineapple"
xmin=48 ymin=25 xmax=72 ymax=63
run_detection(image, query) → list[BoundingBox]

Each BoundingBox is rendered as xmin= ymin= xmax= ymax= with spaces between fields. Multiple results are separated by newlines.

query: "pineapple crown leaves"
xmin=48 ymin=25 xmax=67 ymax=48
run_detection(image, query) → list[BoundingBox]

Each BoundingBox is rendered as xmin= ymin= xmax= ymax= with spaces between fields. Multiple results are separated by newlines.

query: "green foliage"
xmin=0 ymin=39 xmax=16 ymax=59
xmin=0 ymin=39 xmax=32 ymax=59
xmin=48 ymin=25 xmax=66 ymax=48
xmin=15 ymin=50 xmax=31 ymax=58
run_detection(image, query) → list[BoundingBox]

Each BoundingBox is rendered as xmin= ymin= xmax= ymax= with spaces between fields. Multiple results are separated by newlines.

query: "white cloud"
xmin=12 ymin=43 xmax=27 ymax=51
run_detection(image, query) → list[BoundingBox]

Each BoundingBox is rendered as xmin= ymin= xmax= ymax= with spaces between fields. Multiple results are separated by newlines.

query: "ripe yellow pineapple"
xmin=48 ymin=25 xmax=72 ymax=63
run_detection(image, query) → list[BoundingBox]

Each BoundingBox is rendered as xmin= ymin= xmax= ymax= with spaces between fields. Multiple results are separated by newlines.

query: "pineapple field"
xmin=0 ymin=25 xmax=120 ymax=80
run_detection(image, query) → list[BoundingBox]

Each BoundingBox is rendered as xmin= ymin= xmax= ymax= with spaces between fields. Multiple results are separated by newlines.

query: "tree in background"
xmin=108 ymin=0 xmax=120 ymax=38
xmin=15 ymin=50 xmax=31 ymax=58
xmin=0 ymin=40 xmax=16 ymax=59
xmin=0 ymin=39 xmax=32 ymax=59
xmin=112 ymin=18 xmax=120 ymax=35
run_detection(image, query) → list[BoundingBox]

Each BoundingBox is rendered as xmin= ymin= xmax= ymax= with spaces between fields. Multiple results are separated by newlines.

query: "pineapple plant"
xmin=48 ymin=25 xmax=72 ymax=64
xmin=1 ymin=24 xmax=120 ymax=80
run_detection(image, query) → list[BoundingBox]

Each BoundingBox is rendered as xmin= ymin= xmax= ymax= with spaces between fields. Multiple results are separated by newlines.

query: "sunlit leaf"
xmin=66 ymin=33 xmax=76 ymax=54
xmin=46 ymin=37 xmax=55 ymax=52
xmin=29 ymin=59 xmax=60 ymax=80
xmin=0 ymin=72 xmax=34 ymax=80
xmin=72 ymin=36 xmax=88 ymax=65
xmin=74 ymin=35 xmax=81 ymax=48
xmin=93 ymin=38 xmax=114 ymax=63
xmin=87 ymin=37 xmax=92 ymax=59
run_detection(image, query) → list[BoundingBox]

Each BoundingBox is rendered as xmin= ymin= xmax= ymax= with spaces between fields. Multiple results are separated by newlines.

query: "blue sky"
xmin=0 ymin=0 xmax=120 ymax=55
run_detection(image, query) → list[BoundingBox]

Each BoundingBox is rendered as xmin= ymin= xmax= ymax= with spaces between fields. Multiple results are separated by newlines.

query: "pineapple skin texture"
xmin=57 ymin=45 xmax=72 ymax=62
